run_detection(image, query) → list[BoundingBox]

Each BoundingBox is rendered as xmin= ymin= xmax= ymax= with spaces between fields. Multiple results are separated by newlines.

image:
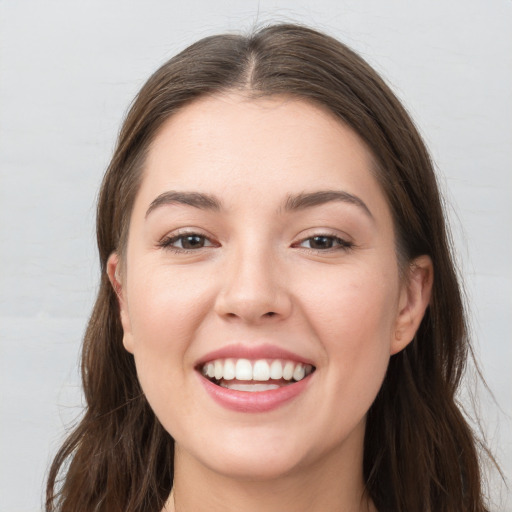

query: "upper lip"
xmin=195 ymin=343 xmax=316 ymax=368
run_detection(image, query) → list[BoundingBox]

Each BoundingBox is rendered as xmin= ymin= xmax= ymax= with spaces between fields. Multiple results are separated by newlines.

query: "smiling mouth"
xmin=199 ymin=358 xmax=315 ymax=392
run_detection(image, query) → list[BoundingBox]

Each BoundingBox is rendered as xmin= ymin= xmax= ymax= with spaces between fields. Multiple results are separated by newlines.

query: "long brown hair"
xmin=46 ymin=23 xmax=491 ymax=511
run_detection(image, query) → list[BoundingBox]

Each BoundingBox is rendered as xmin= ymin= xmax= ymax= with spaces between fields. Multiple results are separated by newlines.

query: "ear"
xmin=391 ymin=255 xmax=433 ymax=355
xmin=106 ymin=252 xmax=134 ymax=354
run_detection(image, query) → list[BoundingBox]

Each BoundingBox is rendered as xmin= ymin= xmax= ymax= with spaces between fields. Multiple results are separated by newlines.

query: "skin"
xmin=107 ymin=93 xmax=432 ymax=512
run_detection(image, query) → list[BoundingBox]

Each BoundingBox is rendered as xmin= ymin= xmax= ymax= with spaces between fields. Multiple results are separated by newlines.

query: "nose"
xmin=214 ymin=245 xmax=293 ymax=324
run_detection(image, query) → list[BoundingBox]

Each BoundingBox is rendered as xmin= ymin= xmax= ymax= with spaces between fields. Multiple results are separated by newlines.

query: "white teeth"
xmin=270 ymin=360 xmax=283 ymax=380
xmin=253 ymin=360 xmax=270 ymax=381
xmin=201 ymin=358 xmax=314 ymax=383
xmin=292 ymin=363 xmax=305 ymax=381
xmin=235 ymin=359 xmax=253 ymax=380
xmin=282 ymin=361 xmax=295 ymax=381
xmin=214 ymin=360 xmax=223 ymax=380
xmin=223 ymin=358 xmax=236 ymax=380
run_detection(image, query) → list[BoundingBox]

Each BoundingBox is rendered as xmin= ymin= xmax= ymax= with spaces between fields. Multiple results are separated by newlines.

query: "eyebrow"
xmin=284 ymin=190 xmax=373 ymax=219
xmin=145 ymin=191 xmax=221 ymax=218
xmin=145 ymin=189 xmax=373 ymax=219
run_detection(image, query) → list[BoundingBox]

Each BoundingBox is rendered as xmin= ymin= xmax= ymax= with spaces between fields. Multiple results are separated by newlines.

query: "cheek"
xmin=128 ymin=262 xmax=217 ymax=436
xmin=123 ymin=263 xmax=216 ymax=417
xmin=304 ymin=264 xmax=399 ymax=339
xmin=126 ymin=261 xmax=216 ymax=353
xmin=301 ymin=264 xmax=399 ymax=390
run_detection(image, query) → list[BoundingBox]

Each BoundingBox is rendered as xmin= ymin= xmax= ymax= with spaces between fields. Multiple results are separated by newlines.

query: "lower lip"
xmin=198 ymin=374 xmax=312 ymax=413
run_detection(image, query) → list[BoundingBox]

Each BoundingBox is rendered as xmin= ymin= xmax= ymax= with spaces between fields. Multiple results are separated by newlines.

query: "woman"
xmin=46 ymin=23 xmax=491 ymax=512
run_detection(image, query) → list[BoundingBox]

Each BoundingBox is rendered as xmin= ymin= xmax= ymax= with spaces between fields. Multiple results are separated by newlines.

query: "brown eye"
xmin=297 ymin=235 xmax=353 ymax=251
xmin=180 ymin=235 xmax=206 ymax=249
xmin=308 ymin=236 xmax=335 ymax=249
xmin=159 ymin=233 xmax=216 ymax=251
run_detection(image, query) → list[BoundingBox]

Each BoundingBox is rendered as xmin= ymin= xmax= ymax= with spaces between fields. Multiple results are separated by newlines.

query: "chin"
xmin=174 ymin=423 xmax=316 ymax=481
xmin=201 ymin=448 xmax=306 ymax=482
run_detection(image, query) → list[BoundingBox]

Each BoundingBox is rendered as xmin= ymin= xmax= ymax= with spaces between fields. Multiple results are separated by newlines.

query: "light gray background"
xmin=1 ymin=1 xmax=511 ymax=511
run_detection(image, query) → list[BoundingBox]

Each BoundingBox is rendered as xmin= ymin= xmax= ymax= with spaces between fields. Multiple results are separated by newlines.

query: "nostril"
xmin=265 ymin=312 xmax=276 ymax=317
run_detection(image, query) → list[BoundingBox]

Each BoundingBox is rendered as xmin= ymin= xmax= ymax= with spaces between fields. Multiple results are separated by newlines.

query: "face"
xmin=109 ymin=93 xmax=431 ymax=482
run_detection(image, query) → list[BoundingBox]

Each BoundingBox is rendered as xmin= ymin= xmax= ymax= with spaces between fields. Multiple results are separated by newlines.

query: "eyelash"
xmin=158 ymin=231 xmax=354 ymax=254
xmin=293 ymin=234 xmax=354 ymax=253
xmin=157 ymin=232 xmax=217 ymax=253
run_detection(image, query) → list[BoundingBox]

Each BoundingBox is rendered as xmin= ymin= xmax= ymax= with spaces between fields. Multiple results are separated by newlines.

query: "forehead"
xmin=134 ymin=93 xmax=389 ymax=219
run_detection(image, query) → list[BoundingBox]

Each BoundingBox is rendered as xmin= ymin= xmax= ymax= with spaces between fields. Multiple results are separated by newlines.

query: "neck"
xmin=164 ymin=422 xmax=376 ymax=512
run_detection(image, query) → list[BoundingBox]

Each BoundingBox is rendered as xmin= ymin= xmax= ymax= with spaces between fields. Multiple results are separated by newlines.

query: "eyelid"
xmin=292 ymin=230 xmax=355 ymax=252
xmin=157 ymin=228 xmax=220 ymax=251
